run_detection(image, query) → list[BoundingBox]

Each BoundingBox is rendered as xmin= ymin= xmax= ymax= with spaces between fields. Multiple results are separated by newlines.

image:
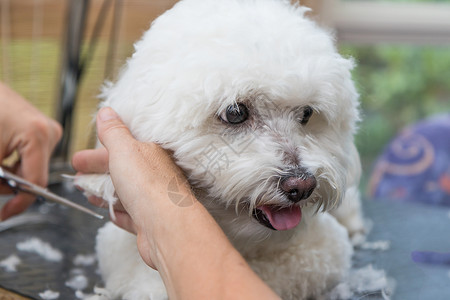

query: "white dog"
xmin=76 ymin=0 xmax=365 ymax=299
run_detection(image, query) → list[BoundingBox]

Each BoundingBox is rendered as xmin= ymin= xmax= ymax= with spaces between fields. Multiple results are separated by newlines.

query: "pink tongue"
xmin=260 ymin=205 xmax=302 ymax=231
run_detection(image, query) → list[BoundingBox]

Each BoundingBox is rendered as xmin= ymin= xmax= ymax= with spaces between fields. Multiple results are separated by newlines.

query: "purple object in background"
xmin=411 ymin=251 xmax=450 ymax=265
xmin=369 ymin=113 xmax=450 ymax=206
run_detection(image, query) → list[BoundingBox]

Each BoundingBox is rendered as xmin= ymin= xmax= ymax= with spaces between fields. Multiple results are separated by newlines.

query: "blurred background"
xmin=0 ymin=0 xmax=449 ymax=192
xmin=316 ymin=0 xmax=450 ymax=193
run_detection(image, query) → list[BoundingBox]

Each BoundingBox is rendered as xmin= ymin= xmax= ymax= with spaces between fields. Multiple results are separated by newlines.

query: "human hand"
xmin=71 ymin=146 xmax=137 ymax=232
xmin=0 ymin=82 xmax=62 ymax=220
xmin=72 ymin=107 xmax=194 ymax=267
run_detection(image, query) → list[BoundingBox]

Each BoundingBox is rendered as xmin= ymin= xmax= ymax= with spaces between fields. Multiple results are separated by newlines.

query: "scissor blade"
xmin=20 ymin=185 xmax=104 ymax=219
xmin=0 ymin=167 xmax=104 ymax=220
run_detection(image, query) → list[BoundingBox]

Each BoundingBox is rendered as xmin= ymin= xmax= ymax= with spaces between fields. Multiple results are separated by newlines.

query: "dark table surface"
xmin=0 ymin=183 xmax=107 ymax=299
xmin=0 ymin=183 xmax=449 ymax=300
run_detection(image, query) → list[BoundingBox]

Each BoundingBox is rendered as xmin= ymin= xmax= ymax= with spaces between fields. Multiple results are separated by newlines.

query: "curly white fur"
xmin=75 ymin=0 xmax=365 ymax=299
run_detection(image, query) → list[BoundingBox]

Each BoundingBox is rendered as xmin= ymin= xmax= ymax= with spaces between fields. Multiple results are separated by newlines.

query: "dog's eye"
xmin=300 ymin=106 xmax=313 ymax=125
xmin=220 ymin=103 xmax=249 ymax=124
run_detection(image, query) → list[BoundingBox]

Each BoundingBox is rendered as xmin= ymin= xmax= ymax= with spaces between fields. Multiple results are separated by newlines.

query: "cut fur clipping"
xmin=38 ymin=289 xmax=60 ymax=300
xmin=0 ymin=254 xmax=21 ymax=272
xmin=16 ymin=238 xmax=63 ymax=262
xmin=326 ymin=265 xmax=395 ymax=300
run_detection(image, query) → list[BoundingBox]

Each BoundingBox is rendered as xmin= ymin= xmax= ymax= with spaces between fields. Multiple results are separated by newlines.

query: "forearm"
xmin=135 ymin=191 xmax=279 ymax=300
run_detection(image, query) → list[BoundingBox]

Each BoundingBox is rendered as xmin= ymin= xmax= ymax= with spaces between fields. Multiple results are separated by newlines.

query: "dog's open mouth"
xmin=253 ymin=205 xmax=301 ymax=231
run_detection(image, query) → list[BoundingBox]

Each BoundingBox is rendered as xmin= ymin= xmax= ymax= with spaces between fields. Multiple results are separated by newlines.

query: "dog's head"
xmin=102 ymin=0 xmax=360 ymax=241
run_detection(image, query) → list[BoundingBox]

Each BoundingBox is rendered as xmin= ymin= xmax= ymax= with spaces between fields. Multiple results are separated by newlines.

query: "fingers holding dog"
xmin=72 ymin=148 xmax=109 ymax=174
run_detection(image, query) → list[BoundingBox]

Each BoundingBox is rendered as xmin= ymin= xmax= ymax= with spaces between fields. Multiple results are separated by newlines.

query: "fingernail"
xmin=98 ymin=107 xmax=118 ymax=121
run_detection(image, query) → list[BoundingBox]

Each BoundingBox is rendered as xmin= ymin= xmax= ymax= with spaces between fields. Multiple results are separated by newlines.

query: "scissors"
xmin=0 ymin=166 xmax=104 ymax=220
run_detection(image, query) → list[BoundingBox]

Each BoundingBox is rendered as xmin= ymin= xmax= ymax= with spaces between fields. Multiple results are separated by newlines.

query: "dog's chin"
xmin=252 ymin=204 xmax=302 ymax=231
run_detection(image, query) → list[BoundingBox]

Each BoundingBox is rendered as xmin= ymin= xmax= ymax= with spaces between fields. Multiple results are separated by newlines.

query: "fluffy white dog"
xmin=76 ymin=0 xmax=365 ymax=299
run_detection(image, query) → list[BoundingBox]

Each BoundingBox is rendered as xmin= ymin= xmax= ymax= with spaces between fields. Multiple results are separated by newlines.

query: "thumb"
xmin=96 ymin=107 xmax=134 ymax=152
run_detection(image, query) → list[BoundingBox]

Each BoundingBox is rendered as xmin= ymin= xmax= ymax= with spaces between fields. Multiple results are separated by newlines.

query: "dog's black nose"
xmin=280 ymin=173 xmax=317 ymax=203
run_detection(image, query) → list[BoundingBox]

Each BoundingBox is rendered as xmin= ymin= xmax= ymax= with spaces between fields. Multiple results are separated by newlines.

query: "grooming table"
xmin=0 ymin=184 xmax=449 ymax=299
xmin=0 ymin=183 xmax=106 ymax=299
